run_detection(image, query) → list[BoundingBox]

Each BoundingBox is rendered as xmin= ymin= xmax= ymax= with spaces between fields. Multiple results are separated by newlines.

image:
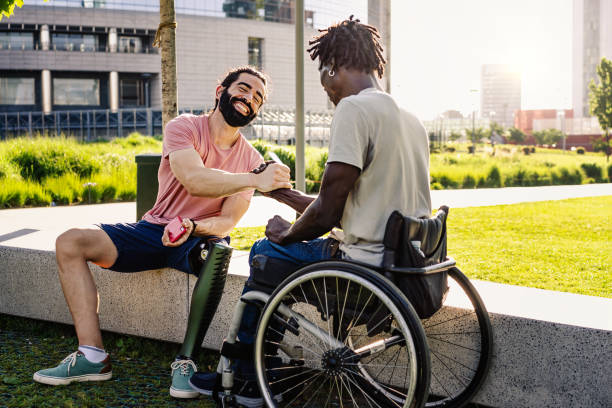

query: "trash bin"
xmin=135 ymin=154 xmax=161 ymax=221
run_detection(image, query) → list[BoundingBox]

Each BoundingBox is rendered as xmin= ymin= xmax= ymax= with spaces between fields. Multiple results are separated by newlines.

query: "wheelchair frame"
xmin=214 ymin=256 xmax=492 ymax=408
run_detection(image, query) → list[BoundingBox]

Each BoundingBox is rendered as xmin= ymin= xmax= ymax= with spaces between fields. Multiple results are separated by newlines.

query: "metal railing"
xmin=0 ymin=107 xmax=334 ymax=145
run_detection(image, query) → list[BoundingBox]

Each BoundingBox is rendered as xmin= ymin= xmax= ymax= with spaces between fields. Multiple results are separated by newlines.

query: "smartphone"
xmin=167 ymin=216 xmax=187 ymax=243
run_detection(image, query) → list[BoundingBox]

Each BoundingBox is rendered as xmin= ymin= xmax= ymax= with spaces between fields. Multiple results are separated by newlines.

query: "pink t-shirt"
xmin=142 ymin=114 xmax=263 ymax=225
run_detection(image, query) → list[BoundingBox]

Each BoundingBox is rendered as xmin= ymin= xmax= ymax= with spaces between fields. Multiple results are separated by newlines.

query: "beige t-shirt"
xmin=328 ymin=88 xmax=432 ymax=266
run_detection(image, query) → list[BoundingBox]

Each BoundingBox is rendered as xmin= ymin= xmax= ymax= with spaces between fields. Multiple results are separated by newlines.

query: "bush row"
xmin=1 ymin=137 xmax=610 ymax=208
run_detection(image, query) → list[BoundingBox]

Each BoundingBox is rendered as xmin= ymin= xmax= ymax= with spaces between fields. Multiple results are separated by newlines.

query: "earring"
xmin=328 ymin=69 xmax=335 ymax=77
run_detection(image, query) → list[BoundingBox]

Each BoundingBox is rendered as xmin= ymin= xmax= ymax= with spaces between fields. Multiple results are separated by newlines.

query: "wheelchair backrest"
xmin=382 ymin=206 xmax=450 ymax=318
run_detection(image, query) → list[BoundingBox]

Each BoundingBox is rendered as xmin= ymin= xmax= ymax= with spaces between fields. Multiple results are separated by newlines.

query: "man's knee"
xmin=56 ymin=228 xmax=87 ymax=260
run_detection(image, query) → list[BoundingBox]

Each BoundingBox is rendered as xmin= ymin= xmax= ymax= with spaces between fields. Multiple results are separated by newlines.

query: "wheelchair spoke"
xmin=288 ymin=292 xmax=328 ymax=355
xmin=322 ymin=278 xmax=335 ymax=348
xmin=429 ymin=348 xmax=477 ymax=375
xmin=341 ymin=369 xmax=399 ymax=408
xmin=299 ymin=372 xmax=328 ymax=408
xmin=423 ymin=310 xmax=474 ymax=330
xmin=427 ymin=335 xmax=482 ymax=354
xmin=431 ymin=348 xmax=468 ymax=388
xmin=430 ymin=367 xmax=453 ymax=399
xmin=268 ymin=366 xmax=319 ymax=386
xmin=282 ymin=370 xmax=326 ymax=407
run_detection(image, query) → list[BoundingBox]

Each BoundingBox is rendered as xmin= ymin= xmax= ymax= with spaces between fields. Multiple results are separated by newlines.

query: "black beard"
xmin=218 ymin=89 xmax=257 ymax=127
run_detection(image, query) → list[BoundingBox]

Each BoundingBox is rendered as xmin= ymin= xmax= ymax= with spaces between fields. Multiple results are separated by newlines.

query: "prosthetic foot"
xmin=179 ymin=240 xmax=233 ymax=358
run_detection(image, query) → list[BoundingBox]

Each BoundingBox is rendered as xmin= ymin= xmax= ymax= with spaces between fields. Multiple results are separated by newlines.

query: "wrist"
xmin=189 ymin=219 xmax=197 ymax=237
xmin=248 ymin=172 xmax=259 ymax=190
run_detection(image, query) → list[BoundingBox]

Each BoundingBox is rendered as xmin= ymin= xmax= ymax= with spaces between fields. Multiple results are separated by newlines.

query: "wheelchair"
xmin=210 ymin=206 xmax=493 ymax=408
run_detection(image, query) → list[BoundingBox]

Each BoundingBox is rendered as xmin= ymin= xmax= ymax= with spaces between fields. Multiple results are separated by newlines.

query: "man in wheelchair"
xmin=189 ymin=16 xmax=435 ymax=407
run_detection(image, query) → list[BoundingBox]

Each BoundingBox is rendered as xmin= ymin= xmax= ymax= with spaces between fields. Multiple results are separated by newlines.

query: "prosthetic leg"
xmin=179 ymin=240 xmax=233 ymax=358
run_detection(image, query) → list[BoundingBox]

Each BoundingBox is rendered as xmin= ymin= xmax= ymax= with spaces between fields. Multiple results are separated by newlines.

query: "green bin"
xmin=135 ymin=154 xmax=161 ymax=221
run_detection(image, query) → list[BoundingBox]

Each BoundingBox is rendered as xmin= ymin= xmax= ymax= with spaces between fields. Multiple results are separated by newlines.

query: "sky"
xmin=390 ymin=0 xmax=573 ymax=120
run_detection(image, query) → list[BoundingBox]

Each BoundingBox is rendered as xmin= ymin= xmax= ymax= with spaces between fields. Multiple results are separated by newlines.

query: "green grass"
xmin=231 ymin=197 xmax=612 ymax=298
xmin=2 ymin=136 xmax=610 ymax=208
xmin=0 ymin=315 xmax=217 ymax=408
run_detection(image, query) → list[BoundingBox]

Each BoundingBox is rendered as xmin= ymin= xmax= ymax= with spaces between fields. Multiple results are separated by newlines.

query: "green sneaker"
xmin=170 ymin=358 xmax=199 ymax=398
xmin=33 ymin=351 xmax=112 ymax=385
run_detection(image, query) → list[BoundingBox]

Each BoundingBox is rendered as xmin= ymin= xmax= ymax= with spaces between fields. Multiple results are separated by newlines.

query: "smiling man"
xmin=32 ymin=66 xmax=292 ymax=399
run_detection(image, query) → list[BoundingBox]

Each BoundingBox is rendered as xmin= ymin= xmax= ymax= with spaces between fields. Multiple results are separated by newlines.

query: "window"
xmin=0 ymin=77 xmax=35 ymax=104
xmin=52 ymin=33 xmax=98 ymax=52
xmin=118 ymin=36 xmax=142 ymax=53
xmin=248 ymin=37 xmax=263 ymax=69
xmin=53 ymin=78 xmax=100 ymax=105
xmin=120 ymin=78 xmax=145 ymax=106
xmin=0 ymin=32 xmax=34 ymax=50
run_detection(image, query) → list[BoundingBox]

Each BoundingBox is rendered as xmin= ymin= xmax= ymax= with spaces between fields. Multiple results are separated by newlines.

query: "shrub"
xmin=462 ymin=174 xmax=476 ymax=188
xmin=444 ymin=146 xmax=456 ymax=153
xmin=250 ymin=140 xmax=271 ymax=157
xmin=269 ymin=147 xmax=295 ymax=180
xmin=0 ymin=179 xmax=52 ymax=208
xmin=10 ymin=142 xmax=100 ymax=182
xmin=485 ymin=165 xmax=502 ymax=187
xmin=522 ymin=147 xmax=530 ymax=155
xmin=608 ymin=164 xmax=612 ymax=181
xmin=553 ymin=167 xmax=583 ymax=185
xmin=580 ymin=163 xmax=603 ymax=181
xmin=530 ymin=147 xmax=535 ymax=153
xmin=430 ymin=182 xmax=443 ymax=190
xmin=576 ymin=147 xmax=585 ymax=155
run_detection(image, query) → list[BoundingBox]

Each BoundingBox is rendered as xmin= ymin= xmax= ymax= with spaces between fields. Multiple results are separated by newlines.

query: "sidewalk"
xmin=1 ymin=183 xmax=610 ymax=252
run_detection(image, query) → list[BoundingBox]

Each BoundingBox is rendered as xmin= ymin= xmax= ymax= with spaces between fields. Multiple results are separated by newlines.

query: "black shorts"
xmin=98 ymin=220 xmax=226 ymax=276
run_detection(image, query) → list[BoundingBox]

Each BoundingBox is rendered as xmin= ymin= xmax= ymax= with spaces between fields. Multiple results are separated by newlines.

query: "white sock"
xmin=78 ymin=345 xmax=108 ymax=363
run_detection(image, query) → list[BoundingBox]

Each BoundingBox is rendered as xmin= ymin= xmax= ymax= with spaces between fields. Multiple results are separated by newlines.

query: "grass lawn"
xmin=231 ymin=196 xmax=612 ymax=298
xmin=0 ymin=315 xmax=217 ymax=408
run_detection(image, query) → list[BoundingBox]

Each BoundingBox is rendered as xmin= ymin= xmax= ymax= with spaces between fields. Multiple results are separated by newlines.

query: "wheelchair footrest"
xmin=220 ymin=341 xmax=252 ymax=361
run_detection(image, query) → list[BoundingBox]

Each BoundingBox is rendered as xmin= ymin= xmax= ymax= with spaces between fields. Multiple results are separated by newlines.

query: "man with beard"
xmin=32 ymin=66 xmax=292 ymax=399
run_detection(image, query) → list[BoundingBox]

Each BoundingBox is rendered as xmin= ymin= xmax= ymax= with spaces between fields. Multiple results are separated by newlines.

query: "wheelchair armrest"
xmin=388 ymin=257 xmax=456 ymax=275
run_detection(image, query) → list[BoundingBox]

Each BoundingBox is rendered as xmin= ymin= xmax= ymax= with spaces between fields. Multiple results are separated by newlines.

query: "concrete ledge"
xmin=1 ymin=244 xmax=611 ymax=407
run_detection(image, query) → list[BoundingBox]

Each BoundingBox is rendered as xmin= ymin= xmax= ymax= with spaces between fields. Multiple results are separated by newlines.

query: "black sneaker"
xmin=189 ymin=371 xmax=266 ymax=408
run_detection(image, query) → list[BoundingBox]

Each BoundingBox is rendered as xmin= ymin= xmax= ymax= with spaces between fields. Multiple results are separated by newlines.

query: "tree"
xmin=449 ymin=131 xmax=462 ymax=142
xmin=464 ymin=127 xmax=485 ymax=144
xmin=589 ymin=57 xmax=612 ymax=162
xmin=508 ymin=127 xmax=526 ymax=144
xmin=156 ymin=0 xmax=179 ymax=131
xmin=533 ymin=128 xmax=565 ymax=146
xmin=1 ymin=0 xmax=24 ymax=20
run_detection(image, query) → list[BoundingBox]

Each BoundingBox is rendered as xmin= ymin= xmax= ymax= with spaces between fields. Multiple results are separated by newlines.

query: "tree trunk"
xmin=159 ymin=0 xmax=178 ymax=132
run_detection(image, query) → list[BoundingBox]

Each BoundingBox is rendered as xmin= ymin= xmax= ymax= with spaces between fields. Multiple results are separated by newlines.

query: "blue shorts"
xmin=98 ymin=220 xmax=227 ymax=276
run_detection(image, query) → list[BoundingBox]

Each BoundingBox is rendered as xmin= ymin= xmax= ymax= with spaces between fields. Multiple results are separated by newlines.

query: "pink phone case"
xmin=168 ymin=216 xmax=186 ymax=243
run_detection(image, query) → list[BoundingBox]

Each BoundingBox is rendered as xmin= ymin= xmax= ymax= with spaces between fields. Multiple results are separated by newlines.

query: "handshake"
xmin=250 ymin=159 xmax=292 ymax=192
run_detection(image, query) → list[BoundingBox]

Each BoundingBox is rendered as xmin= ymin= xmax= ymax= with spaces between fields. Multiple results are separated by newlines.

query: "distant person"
xmin=32 ymin=66 xmax=292 ymax=399
xmin=189 ymin=16 xmax=432 ymax=407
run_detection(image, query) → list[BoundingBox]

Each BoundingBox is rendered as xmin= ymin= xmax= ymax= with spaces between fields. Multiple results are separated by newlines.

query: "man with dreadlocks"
xmin=189 ymin=16 xmax=432 ymax=406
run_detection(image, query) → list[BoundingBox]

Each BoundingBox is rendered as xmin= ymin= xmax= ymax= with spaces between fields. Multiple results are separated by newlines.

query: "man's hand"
xmin=162 ymin=218 xmax=195 ymax=247
xmin=254 ymin=163 xmax=292 ymax=192
xmin=265 ymin=215 xmax=292 ymax=244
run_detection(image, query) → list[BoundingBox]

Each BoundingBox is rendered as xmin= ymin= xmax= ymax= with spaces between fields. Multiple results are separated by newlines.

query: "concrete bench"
xmin=1 ymin=243 xmax=611 ymax=407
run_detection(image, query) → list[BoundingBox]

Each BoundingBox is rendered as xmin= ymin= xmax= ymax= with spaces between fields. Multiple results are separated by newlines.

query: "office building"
xmin=572 ymin=0 xmax=612 ymax=117
xmin=480 ymin=64 xmax=521 ymax=128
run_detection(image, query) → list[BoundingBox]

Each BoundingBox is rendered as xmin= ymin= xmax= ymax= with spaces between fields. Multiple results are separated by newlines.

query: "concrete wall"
xmin=1 ymin=243 xmax=611 ymax=407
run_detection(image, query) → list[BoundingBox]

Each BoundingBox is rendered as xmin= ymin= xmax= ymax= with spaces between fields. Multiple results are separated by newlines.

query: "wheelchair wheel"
xmin=254 ymin=261 xmax=431 ymax=408
xmin=423 ymin=267 xmax=493 ymax=408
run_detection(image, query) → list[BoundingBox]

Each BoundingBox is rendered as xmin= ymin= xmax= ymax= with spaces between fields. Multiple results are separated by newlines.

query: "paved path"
xmin=1 ymin=184 xmax=610 ymax=252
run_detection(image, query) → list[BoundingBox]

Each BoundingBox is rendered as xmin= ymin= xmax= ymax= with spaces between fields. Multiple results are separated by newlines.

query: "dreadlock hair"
xmin=307 ymin=15 xmax=386 ymax=78
xmin=213 ymin=66 xmax=268 ymax=110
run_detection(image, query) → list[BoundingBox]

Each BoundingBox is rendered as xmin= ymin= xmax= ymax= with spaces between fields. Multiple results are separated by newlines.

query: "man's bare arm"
xmin=169 ymin=148 xmax=291 ymax=198
xmin=262 ymin=188 xmax=315 ymax=214
xmin=266 ymin=162 xmax=360 ymax=244
xmin=191 ymin=193 xmax=250 ymax=237
xmin=161 ymin=194 xmax=249 ymax=246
